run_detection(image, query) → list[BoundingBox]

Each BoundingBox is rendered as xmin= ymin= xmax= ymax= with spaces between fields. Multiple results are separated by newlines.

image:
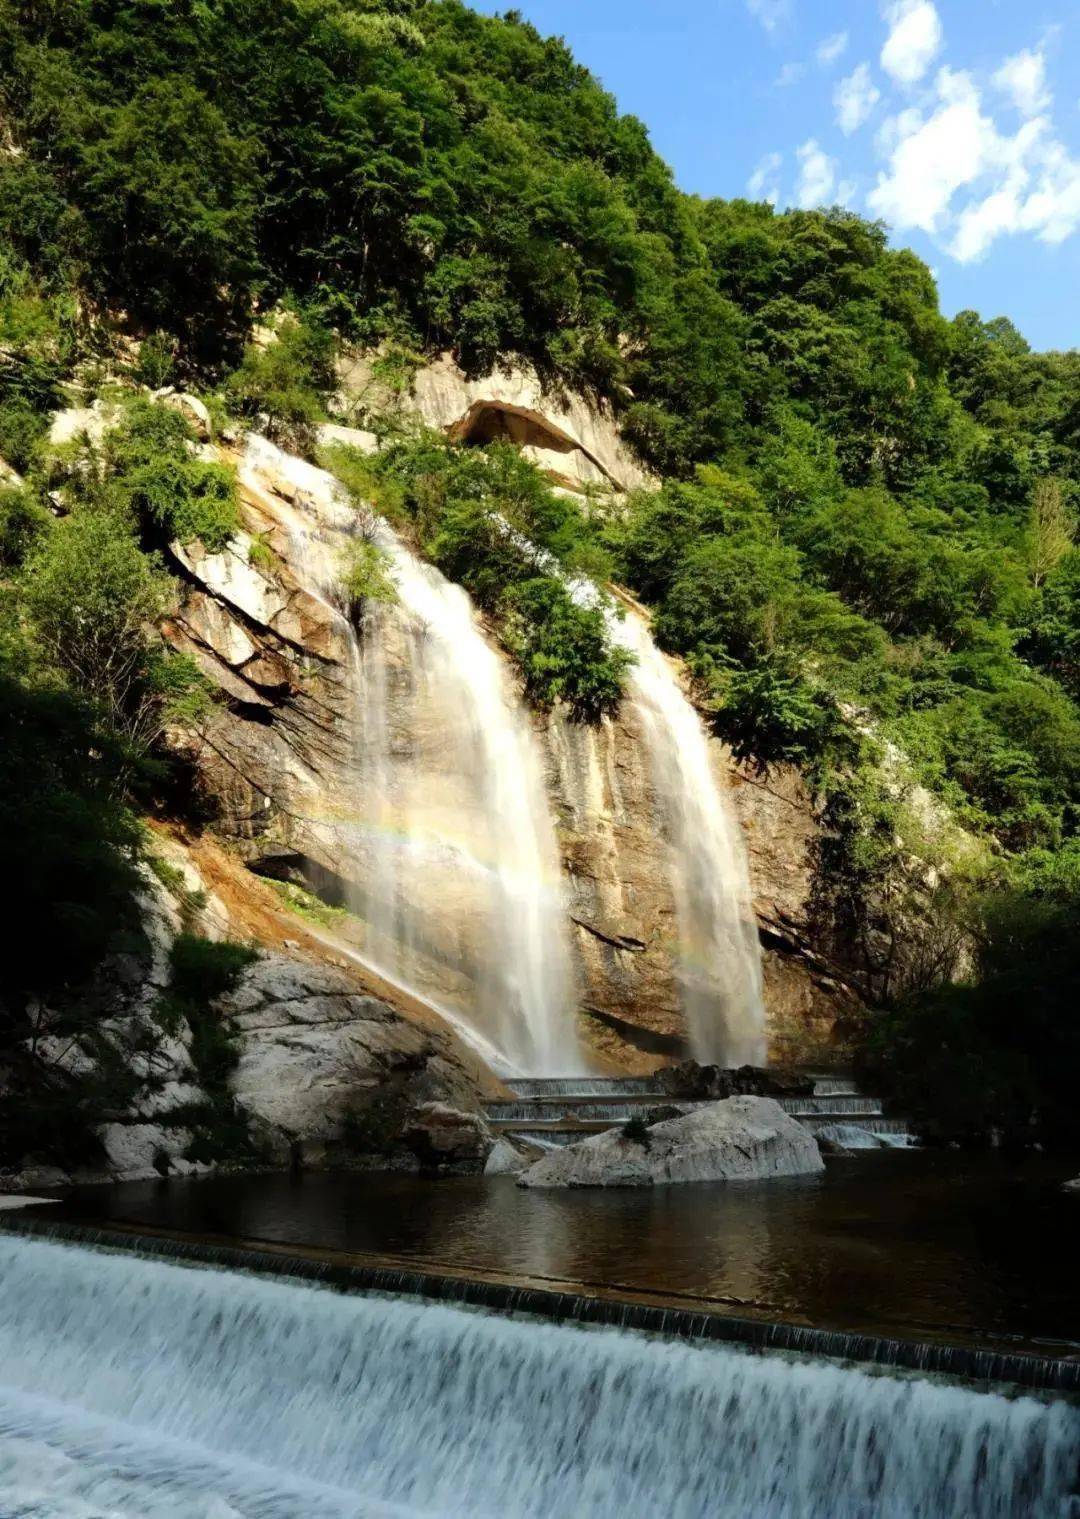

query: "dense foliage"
xmin=0 ymin=0 xmax=1078 ymax=1143
xmin=326 ymin=433 xmax=634 ymax=721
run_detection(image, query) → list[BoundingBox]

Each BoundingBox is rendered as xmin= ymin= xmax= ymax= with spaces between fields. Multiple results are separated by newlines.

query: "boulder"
xmin=1062 ymin=1176 xmax=1080 ymax=1194
xmin=159 ymin=390 xmax=212 ymax=439
xmin=402 ymin=1102 xmax=493 ymax=1174
xmin=517 ymin=1095 xmax=823 ymax=1189
xmin=483 ymin=1135 xmax=545 ymax=1177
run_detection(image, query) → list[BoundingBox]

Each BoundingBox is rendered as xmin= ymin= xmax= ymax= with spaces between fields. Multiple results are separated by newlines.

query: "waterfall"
xmin=610 ymin=609 xmax=766 ymax=1066
xmin=240 ymin=437 xmax=579 ymax=1076
xmin=0 ymin=1235 xmax=1076 ymax=1518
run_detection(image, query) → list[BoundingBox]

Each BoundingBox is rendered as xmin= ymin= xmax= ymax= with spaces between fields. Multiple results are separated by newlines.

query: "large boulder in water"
xmin=517 ymin=1095 xmax=823 ymax=1188
xmin=402 ymin=1102 xmax=494 ymax=1174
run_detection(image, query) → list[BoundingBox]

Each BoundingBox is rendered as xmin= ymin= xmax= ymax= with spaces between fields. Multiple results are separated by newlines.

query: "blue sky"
xmin=469 ymin=0 xmax=1080 ymax=352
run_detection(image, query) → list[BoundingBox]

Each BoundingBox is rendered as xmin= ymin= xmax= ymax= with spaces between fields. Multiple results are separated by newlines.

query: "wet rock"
xmin=656 ymin=1061 xmax=815 ymax=1101
xmin=518 ymin=1095 xmax=824 ymax=1189
xmin=403 ymin=1102 xmax=493 ymax=1174
xmin=816 ymin=1123 xmax=885 ymax=1154
xmin=483 ymin=1135 xmax=545 ymax=1177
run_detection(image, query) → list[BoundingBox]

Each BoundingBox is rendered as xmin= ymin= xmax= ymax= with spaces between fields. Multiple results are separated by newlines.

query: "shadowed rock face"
xmin=517 ymin=1095 xmax=825 ymax=1188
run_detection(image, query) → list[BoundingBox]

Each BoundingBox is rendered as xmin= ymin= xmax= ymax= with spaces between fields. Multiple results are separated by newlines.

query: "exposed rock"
xmin=162 ymin=422 xmax=868 ymax=1073
xmin=656 ymin=1060 xmax=814 ymax=1101
xmin=99 ymin=1122 xmax=190 ymax=1182
xmin=319 ymin=422 xmax=378 ymax=455
xmin=483 ymin=1135 xmax=545 ymax=1177
xmin=1062 ymin=1176 xmax=1080 ymax=1194
xmin=402 ymin=1102 xmax=494 ymax=1174
xmin=337 ymin=351 xmax=653 ymax=495
xmin=48 ymin=400 xmax=119 ymax=449
xmin=518 ymin=1095 xmax=824 ymax=1188
xmin=158 ymin=390 xmax=212 ymax=439
xmin=229 ymin=957 xmax=480 ymax=1166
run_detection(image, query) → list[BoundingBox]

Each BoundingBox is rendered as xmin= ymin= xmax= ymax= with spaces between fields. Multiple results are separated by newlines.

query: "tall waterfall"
xmin=241 ymin=437 xmax=579 ymax=1076
xmin=0 ymin=1234 xmax=1075 ymax=1518
xmin=611 ymin=609 xmax=766 ymax=1066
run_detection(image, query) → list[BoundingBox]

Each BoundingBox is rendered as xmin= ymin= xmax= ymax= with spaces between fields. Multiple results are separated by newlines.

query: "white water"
xmin=0 ymin=1236 xmax=1076 ymax=1518
xmin=241 ymin=437 xmax=579 ymax=1075
xmin=610 ymin=610 xmax=766 ymax=1066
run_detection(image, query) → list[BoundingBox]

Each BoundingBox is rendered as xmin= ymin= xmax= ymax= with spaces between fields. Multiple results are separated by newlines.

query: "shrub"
xmin=339 ymin=537 xmax=397 ymax=618
xmin=224 ymin=317 xmax=335 ymax=454
xmin=501 ymin=578 xmax=634 ymax=723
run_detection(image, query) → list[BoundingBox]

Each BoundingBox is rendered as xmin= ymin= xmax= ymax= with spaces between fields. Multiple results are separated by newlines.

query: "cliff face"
xmin=159 ymin=401 xmax=859 ymax=1074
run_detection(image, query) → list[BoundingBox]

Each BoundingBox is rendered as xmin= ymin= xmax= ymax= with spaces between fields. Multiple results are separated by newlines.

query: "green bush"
xmin=225 ymin=317 xmax=335 ymax=454
xmin=502 ymin=578 xmax=634 ymax=723
xmin=105 ymin=399 xmax=240 ymax=550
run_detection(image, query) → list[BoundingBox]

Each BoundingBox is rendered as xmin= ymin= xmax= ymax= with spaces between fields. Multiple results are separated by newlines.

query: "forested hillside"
xmin=2 ymin=0 xmax=1078 ymax=1145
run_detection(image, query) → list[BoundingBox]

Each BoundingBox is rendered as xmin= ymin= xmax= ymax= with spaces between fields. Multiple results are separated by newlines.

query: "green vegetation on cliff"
xmin=1 ymin=0 xmax=1078 ymax=1143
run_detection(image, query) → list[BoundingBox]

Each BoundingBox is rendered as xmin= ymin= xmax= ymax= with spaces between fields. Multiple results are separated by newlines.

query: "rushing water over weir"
xmin=0 ymin=1234 xmax=1075 ymax=1518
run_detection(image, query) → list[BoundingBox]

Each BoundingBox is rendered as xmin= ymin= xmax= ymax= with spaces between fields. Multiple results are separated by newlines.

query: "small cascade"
xmin=240 ymin=437 xmax=580 ymax=1076
xmin=609 ymin=610 xmax=766 ymax=1066
xmin=0 ymin=1235 xmax=1076 ymax=1518
xmin=485 ymin=1075 xmax=913 ymax=1147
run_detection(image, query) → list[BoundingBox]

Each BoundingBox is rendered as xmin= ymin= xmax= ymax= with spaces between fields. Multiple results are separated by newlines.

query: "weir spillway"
xmin=0 ymin=1229 xmax=1076 ymax=1518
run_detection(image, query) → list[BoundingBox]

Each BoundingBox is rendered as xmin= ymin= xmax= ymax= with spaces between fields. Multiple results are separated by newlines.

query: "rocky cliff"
xmin=156 ymin=372 xmax=860 ymax=1074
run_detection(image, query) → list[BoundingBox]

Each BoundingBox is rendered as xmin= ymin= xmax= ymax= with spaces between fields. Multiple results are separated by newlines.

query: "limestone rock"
xmin=319 ymin=422 xmax=378 ymax=455
xmin=402 ymin=1101 xmax=494 ymax=1173
xmin=518 ymin=1096 xmax=824 ymax=1189
xmin=99 ymin=1122 xmax=189 ymax=1181
xmin=657 ymin=1061 xmax=814 ymax=1101
xmin=483 ymin=1135 xmax=545 ymax=1176
xmin=336 ymin=351 xmax=653 ymax=495
xmin=230 ymin=956 xmax=478 ymax=1162
xmin=158 ymin=390 xmax=211 ymax=439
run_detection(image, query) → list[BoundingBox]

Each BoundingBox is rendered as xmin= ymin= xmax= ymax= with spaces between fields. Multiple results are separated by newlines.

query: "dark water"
xmin=50 ymin=1150 xmax=1080 ymax=1358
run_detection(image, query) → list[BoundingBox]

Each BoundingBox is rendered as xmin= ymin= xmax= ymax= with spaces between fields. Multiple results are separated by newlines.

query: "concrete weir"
xmin=2 ymin=1217 xmax=1077 ymax=1396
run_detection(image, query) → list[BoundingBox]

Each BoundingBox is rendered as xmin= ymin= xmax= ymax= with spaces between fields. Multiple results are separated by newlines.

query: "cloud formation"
xmin=993 ymin=48 xmax=1051 ymax=118
xmin=880 ymin=0 xmax=943 ymax=87
xmin=835 ymin=64 xmax=881 ymax=135
xmin=748 ymin=151 xmax=783 ymax=205
xmin=867 ymin=66 xmax=1080 ymax=261
xmin=746 ymin=0 xmax=790 ymax=34
xmin=795 ymin=140 xmax=837 ymax=206
xmin=817 ymin=32 xmax=849 ymax=67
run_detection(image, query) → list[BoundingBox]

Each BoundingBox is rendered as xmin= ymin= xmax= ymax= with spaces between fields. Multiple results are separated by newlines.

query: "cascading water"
xmin=240 ymin=437 xmax=579 ymax=1076
xmin=0 ymin=1234 xmax=1076 ymax=1518
xmin=609 ymin=608 xmax=766 ymax=1066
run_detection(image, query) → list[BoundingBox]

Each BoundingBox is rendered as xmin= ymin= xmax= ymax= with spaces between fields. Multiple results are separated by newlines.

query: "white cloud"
xmin=835 ymin=64 xmax=881 ymax=135
xmin=748 ymin=151 xmax=784 ymax=205
xmin=880 ymin=0 xmax=943 ymax=87
xmin=795 ymin=139 xmax=837 ymax=206
xmin=747 ymin=0 xmax=791 ymax=34
xmin=993 ymin=48 xmax=1051 ymax=118
xmin=866 ymin=65 xmax=1080 ymax=261
xmin=868 ymin=69 xmax=993 ymax=232
xmin=817 ymin=32 xmax=849 ymax=67
xmin=775 ymin=61 xmax=807 ymax=89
